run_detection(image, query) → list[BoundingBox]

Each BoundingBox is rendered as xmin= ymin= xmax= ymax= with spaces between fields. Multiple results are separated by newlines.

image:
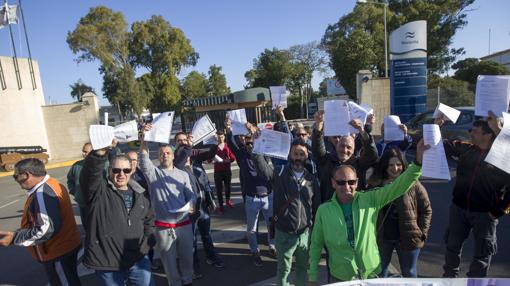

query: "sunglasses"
xmin=297 ymin=133 xmax=308 ymax=137
xmin=12 ymin=172 xmax=26 ymax=180
xmin=112 ymin=168 xmax=132 ymax=174
xmin=335 ymin=179 xmax=357 ymax=186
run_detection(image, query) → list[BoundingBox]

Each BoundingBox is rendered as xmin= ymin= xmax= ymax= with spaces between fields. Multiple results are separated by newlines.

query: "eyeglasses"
xmin=335 ymin=179 xmax=357 ymax=186
xmin=12 ymin=173 xmax=25 ymax=180
xmin=297 ymin=133 xmax=308 ymax=137
xmin=112 ymin=168 xmax=132 ymax=174
xmin=13 ymin=172 xmax=29 ymax=183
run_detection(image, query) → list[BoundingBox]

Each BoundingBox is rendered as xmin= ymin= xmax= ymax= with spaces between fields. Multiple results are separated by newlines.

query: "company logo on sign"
xmin=405 ymin=32 xmax=415 ymax=39
xmin=390 ymin=21 xmax=427 ymax=54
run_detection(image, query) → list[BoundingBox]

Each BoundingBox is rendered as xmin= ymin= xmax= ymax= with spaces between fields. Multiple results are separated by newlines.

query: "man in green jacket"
xmin=67 ymin=142 xmax=93 ymax=228
xmin=308 ymin=139 xmax=427 ymax=284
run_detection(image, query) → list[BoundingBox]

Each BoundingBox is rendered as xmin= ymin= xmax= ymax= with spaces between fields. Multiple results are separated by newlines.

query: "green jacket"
xmin=67 ymin=160 xmax=86 ymax=208
xmin=308 ymin=164 xmax=422 ymax=282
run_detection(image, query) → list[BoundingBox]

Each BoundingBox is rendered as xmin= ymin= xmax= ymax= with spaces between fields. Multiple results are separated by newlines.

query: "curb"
xmin=0 ymin=159 xmax=79 ymax=178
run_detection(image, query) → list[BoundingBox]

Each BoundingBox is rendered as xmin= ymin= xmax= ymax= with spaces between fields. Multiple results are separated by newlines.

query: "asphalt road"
xmin=0 ymin=153 xmax=509 ymax=285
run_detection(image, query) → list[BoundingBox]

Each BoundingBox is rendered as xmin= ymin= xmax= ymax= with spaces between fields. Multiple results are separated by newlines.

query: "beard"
xmin=291 ymin=158 xmax=306 ymax=169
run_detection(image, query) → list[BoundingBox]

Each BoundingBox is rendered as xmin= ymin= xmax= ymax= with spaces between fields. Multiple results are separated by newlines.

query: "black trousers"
xmin=214 ymin=170 xmax=232 ymax=207
xmin=42 ymin=246 xmax=82 ymax=286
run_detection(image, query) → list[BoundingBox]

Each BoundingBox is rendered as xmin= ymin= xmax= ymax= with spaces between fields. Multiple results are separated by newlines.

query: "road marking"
xmin=0 ymin=199 xmax=19 ymax=209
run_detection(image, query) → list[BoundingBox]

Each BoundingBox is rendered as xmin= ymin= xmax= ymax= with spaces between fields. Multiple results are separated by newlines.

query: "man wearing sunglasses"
xmin=80 ymin=141 xmax=155 ymax=286
xmin=0 ymin=158 xmax=82 ymax=285
xmin=308 ymin=140 xmax=427 ymax=284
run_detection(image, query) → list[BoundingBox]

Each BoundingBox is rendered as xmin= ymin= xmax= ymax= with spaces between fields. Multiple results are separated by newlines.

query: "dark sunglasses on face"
xmin=112 ymin=168 xmax=132 ymax=174
xmin=297 ymin=133 xmax=308 ymax=137
xmin=335 ymin=179 xmax=357 ymax=186
xmin=12 ymin=172 xmax=26 ymax=181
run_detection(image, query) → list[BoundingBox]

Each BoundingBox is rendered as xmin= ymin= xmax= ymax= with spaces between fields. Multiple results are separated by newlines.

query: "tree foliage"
xmin=207 ymin=65 xmax=230 ymax=96
xmin=244 ymin=48 xmax=296 ymax=88
xmin=452 ymin=58 xmax=510 ymax=85
xmin=428 ymin=76 xmax=474 ymax=107
xmin=70 ymin=79 xmax=95 ymax=101
xmin=322 ymin=0 xmax=475 ymax=98
xmin=67 ymin=7 xmax=198 ymax=115
xmin=181 ymin=71 xmax=208 ymax=99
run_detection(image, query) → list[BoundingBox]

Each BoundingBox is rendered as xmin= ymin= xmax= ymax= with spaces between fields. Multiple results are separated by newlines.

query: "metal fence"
xmin=180 ymin=106 xmax=275 ymax=132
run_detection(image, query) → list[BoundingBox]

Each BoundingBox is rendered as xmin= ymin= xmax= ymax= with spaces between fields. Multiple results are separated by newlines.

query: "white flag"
xmin=0 ymin=4 xmax=18 ymax=29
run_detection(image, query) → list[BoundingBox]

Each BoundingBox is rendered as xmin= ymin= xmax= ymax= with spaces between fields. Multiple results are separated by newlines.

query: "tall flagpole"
xmin=5 ymin=0 xmax=22 ymax=89
xmin=18 ymin=0 xmax=36 ymax=89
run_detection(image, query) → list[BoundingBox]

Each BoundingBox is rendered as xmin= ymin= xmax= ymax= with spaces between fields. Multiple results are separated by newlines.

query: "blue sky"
xmin=1 ymin=0 xmax=509 ymax=106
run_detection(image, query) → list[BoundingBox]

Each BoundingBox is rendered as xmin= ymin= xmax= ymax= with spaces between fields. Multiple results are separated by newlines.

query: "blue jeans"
xmin=378 ymin=240 xmax=420 ymax=277
xmin=245 ymin=193 xmax=275 ymax=253
xmin=94 ymin=256 xmax=154 ymax=286
xmin=443 ymin=204 xmax=498 ymax=277
xmin=193 ymin=210 xmax=220 ymax=272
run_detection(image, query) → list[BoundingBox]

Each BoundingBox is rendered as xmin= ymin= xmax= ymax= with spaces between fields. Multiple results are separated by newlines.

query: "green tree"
xmin=182 ymin=71 xmax=208 ymax=99
xmin=207 ymin=65 xmax=231 ymax=96
xmin=67 ymin=8 xmax=198 ymax=115
xmin=428 ymin=76 xmax=474 ymax=107
xmin=452 ymin=58 xmax=510 ymax=85
xmin=70 ymin=79 xmax=95 ymax=101
xmin=244 ymin=48 xmax=295 ymax=88
xmin=323 ymin=0 xmax=475 ymax=98
xmin=130 ymin=15 xmax=198 ymax=111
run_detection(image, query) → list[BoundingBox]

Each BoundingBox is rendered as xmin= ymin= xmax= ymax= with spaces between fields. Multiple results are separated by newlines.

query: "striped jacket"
xmin=14 ymin=175 xmax=81 ymax=262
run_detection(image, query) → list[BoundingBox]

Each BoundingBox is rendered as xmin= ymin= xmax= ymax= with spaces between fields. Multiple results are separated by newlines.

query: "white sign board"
xmin=390 ymin=20 xmax=427 ymax=54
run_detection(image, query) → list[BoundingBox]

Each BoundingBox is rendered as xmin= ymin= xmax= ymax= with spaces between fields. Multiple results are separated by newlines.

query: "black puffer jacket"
xmin=80 ymin=152 xmax=154 ymax=271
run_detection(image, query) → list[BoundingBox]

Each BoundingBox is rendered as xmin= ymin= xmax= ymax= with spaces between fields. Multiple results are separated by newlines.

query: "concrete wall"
xmin=42 ymin=93 xmax=100 ymax=162
xmin=0 ymin=57 xmax=51 ymax=152
xmin=357 ymin=71 xmax=391 ymax=136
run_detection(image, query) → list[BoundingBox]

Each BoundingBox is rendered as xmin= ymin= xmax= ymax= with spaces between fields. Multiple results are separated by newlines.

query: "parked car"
xmin=405 ymin=106 xmax=476 ymax=146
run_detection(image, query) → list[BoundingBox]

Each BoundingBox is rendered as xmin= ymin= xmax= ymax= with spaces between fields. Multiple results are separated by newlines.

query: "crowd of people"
xmin=0 ymin=106 xmax=509 ymax=286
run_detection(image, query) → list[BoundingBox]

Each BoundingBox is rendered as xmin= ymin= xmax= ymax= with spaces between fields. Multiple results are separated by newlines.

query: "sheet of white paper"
xmin=144 ymin=111 xmax=175 ymax=144
xmin=252 ymin=129 xmax=292 ymax=160
xmin=324 ymin=100 xmax=351 ymax=136
xmin=485 ymin=112 xmax=510 ymax=174
xmin=213 ymin=154 xmax=224 ymax=163
xmin=227 ymin=109 xmax=249 ymax=136
xmin=433 ymin=103 xmax=461 ymax=124
xmin=270 ymin=86 xmax=289 ymax=109
xmin=383 ymin=115 xmax=405 ymax=141
xmin=89 ymin=125 xmax=114 ymax=150
xmin=422 ymin=124 xmax=451 ymax=180
xmin=203 ymin=134 xmax=218 ymax=145
xmin=360 ymin=103 xmax=374 ymax=115
xmin=104 ymin=112 xmax=109 ymax=126
xmin=192 ymin=115 xmax=216 ymax=146
xmin=168 ymin=201 xmax=191 ymax=213
xmin=475 ymin=75 xmax=510 ymax=116
xmin=349 ymin=101 xmax=370 ymax=125
xmin=113 ymin=120 xmax=139 ymax=143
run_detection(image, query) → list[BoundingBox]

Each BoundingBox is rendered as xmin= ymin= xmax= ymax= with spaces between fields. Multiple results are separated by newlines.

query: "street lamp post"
xmin=357 ymin=0 xmax=389 ymax=78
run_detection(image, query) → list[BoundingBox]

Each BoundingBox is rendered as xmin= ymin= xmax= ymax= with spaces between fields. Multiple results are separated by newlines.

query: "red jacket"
xmin=214 ymin=143 xmax=236 ymax=173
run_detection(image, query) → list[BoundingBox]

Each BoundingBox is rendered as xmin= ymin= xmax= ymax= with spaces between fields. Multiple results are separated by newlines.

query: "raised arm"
xmin=80 ymin=149 xmax=108 ymax=204
xmin=350 ymin=119 xmax=378 ymax=170
xmin=311 ymin=111 xmax=328 ymax=165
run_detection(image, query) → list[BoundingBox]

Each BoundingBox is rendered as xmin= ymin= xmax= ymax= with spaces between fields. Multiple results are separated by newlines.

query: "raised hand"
xmin=487 ymin=110 xmax=502 ymax=136
xmin=314 ymin=111 xmax=324 ymax=132
xmin=416 ymin=138 xmax=430 ymax=166
xmin=349 ymin=118 xmax=365 ymax=133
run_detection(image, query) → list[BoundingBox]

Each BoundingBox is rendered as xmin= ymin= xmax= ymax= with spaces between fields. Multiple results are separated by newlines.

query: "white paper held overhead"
xmin=433 ymin=103 xmax=461 ymax=124
xmin=324 ymin=100 xmax=351 ymax=136
xmin=252 ymin=129 xmax=292 ymax=160
xmin=144 ymin=111 xmax=175 ymax=144
xmin=227 ymin=109 xmax=249 ymax=136
xmin=192 ymin=115 xmax=216 ymax=146
xmin=113 ymin=120 xmax=139 ymax=143
xmin=475 ymin=75 xmax=510 ymax=117
xmin=383 ymin=115 xmax=405 ymax=141
xmin=89 ymin=125 xmax=114 ymax=150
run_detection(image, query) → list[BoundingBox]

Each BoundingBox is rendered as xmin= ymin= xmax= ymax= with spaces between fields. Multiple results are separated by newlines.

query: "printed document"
xmin=227 ymin=109 xmax=249 ymax=136
xmin=252 ymin=129 xmax=292 ymax=160
xmin=192 ymin=115 xmax=216 ymax=146
xmin=433 ymin=103 xmax=461 ymax=124
xmin=113 ymin=120 xmax=139 ymax=143
xmin=144 ymin=111 xmax=175 ymax=144
xmin=89 ymin=125 xmax=114 ymax=150
xmin=475 ymin=75 xmax=510 ymax=116
xmin=383 ymin=115 xmax=405 ymax=141
xmin=324 ymin=100 xmax=351 ymax=136
xmin=485 ymin=112 xmax=510 ymax=174
xmin=270 ymin=86 xmax=289 ymax=109
xmin=422 ymin=124 xmax=451 ymax=180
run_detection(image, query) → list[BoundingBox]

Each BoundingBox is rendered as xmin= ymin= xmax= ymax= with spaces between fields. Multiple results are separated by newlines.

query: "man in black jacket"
xmin=253 ymin=138 xmax=320 ymax=286
xmin=80 ymin=142 xmax=155 ymax=286
xmin=436 ymin=114 xmax=510 ymax=278
xmin=312 ymin=110 xmax=378 ymax=202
